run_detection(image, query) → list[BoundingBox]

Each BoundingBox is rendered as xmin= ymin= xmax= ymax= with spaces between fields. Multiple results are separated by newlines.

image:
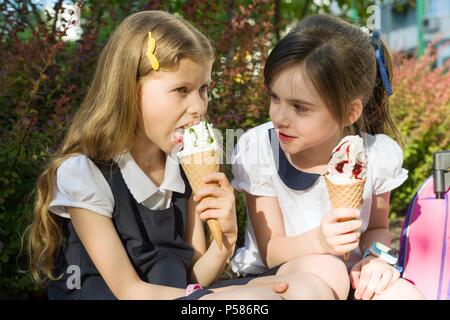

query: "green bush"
xmin=389 ymin=46 xmax=450 ymax=218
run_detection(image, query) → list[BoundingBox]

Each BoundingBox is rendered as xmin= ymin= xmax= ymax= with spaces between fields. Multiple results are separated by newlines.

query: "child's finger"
xmin=196 ymin=198 xmax=222 ymax=214
xmin=336 ymin=241 xmax=359 ymax=255
xmin=375 ymin=270 xmax=392 ymax=295
xmin=252 ymin=280 xmax=289 ymax=294
xmin=386 ymin=269 xmax=401 ymax=290
xmin=334 ymin=219 xmax=363 ymax=235
xmin=193 ymin=186 xmax=224 ymax=202
xmin=330 ymin=208 xmax=360 ymax=222
xmin=354 ymin=270 xmax=370 ymax=300
xmin=333 ymin=232 xmax=361 ymax=246
xmin=271 ymin=281 xmax=289 ymax=294
xmin=199 ymin=209 xmax=224 ymax=222
xmin=349 ymin=269 xmax=361 ymax=290
xmin=362 ymin=270 xmax=382 ymax=300
xmin=203 ymin=172 xmax=233 ymax=190
xmin=324 ymin=208 xmax=360 ymax=224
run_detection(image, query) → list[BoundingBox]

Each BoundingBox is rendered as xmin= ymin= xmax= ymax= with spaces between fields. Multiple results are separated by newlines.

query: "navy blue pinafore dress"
xmin=48 ymin=160 xmax=197 ymax=299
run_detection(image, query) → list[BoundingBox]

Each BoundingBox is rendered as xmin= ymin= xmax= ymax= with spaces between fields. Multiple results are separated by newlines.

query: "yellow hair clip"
xmin=146 ymin=32 xmax=160 ymax=71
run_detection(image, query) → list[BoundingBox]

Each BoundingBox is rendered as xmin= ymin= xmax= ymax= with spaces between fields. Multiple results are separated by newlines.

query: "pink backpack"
xmin=398 ymin=151 xmax=450 ymax=300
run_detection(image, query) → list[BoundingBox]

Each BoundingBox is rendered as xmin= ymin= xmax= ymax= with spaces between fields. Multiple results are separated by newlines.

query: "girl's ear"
xmin=346 ymin=98 xmax=363 ymax=126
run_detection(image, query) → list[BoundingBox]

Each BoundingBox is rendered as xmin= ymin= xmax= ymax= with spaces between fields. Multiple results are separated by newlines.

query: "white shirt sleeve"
xmin=231 ymin=129 xmax=277 ymax=197
xmin=48 ymin=155 xmax=114 ymax=219
xmin=368 ymin=134 xmax=409 ymax=195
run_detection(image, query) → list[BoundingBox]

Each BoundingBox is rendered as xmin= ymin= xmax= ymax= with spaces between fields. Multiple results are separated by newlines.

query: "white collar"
xmin=113 ymin=151 xmax=185 ymax=203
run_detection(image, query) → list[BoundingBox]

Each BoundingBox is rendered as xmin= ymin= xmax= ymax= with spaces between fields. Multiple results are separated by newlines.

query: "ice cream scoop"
xmin=327 ymin=135 xmax=367 ymax=185
xmin=176 ymin=121 xmax=218 ymax=159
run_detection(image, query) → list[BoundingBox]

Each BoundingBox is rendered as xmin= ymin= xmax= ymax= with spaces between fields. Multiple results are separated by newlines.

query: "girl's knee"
xmin=374 ymin=278 xmax=426 ymax=300
xmin=203 ymin=286 xmax=283 ymax=300
xmin=285 ymin=272 xmax=335 ymax=300
xmin=393 ymin=279 xmax=426 ymax=299
xmin=278 ymin=254 xmax=346 ymax=275
xmin=277 ymin=254 xmax=350 ymax=300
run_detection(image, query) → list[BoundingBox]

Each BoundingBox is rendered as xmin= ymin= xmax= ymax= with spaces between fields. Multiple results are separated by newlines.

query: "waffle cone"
xmin=180 ymin=150 xmax=223 ymax=250
xmin=324 ymin=175 xmax=365 ymax=210
xmin=324 ymin=175 xmax=365 ymax=260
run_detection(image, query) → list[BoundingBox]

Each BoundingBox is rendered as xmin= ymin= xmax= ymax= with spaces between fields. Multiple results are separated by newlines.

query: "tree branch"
xmin=299 ymin=0 xmax=312 ymax=20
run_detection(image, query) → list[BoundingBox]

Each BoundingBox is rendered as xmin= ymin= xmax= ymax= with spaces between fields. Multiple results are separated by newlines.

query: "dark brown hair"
xmin=264 ymin=14 xmax=399 ymax=139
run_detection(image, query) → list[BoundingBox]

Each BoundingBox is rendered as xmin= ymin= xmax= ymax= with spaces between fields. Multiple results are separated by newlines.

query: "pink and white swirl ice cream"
xmin=327 ymin=135 xmax=367 ymax=185
xmin=324 ymin=135 xmax=367 ymax=260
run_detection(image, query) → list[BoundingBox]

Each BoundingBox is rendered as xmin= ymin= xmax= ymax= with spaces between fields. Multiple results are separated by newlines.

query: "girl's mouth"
xmin=171 ymin=119 xmax=201 ymax=144
xmin=171 ymin=127 xmax=185 ymax=145
xmin=278 ymin=131 xmax=296 ymax=142
xmin=180 ymin=119 xmax=201 ymax=130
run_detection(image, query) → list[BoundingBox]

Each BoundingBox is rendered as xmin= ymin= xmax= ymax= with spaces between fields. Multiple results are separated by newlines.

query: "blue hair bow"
xmin=371 ymin=31 xmax=393 ymax=97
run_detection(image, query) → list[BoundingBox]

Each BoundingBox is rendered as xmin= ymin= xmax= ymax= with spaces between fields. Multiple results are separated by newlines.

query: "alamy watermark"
xmin=360 ymin=4 xmax=382 ymax=34
xmin=66 ymin=265 xmax=81 ymax=290
xmin=168 ymin=127 xmax=280 ymax=178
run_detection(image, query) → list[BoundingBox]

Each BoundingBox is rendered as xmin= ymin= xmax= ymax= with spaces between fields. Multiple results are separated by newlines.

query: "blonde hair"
xmin=27 ymin=10 xmax=214 ymax=284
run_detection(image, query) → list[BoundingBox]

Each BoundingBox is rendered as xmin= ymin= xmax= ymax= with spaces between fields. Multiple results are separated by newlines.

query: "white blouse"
xmin=230 ymin=122 xmax=408 ymax=276
xmin=48 ymin=152 xmax=186 ymax=219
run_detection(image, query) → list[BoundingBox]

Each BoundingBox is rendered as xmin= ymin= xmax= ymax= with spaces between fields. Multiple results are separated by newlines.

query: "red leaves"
xmin=391 ymin=41 xmax=450 ymax=146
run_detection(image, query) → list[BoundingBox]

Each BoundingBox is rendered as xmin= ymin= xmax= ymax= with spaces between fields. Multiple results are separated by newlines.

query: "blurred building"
xmin=380 ymin=0 xmax=450 ymax=66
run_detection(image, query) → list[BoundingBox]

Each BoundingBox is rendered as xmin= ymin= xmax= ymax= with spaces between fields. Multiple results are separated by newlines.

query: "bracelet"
xmin=185 ymin=284 xmax=203 ymax=296
xmin=394 ymin=264 xmax=403 ymax=274
xmin=363 ymin=248 xmax=371 ymax=259
xmin=363 ymin=248 xmax=403 ymax=274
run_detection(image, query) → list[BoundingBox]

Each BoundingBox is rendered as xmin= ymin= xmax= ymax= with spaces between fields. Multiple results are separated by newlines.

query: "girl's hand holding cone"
xmin=319 ymin=208 xmax=362 ymax=257
xmin=193 ymin=172 xmax=238 ymax=252
xmin=175 ymin=121 xmax=230 ymax=251
xmin=324 ymin=135 xmax=367 ymax=260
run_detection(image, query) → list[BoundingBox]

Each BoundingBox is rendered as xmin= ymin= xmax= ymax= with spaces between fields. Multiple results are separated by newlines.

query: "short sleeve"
xmin=231 ymin=129 xmax=277 ymax=197
xmin=367 ymin=134 xmax=409 ymax=195
xmin=48 ymin=155 xmax=114 ymax=219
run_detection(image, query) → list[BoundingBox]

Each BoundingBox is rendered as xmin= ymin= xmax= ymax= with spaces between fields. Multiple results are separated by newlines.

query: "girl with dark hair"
xmin=231 ymin=14 xmax=425 ymax=300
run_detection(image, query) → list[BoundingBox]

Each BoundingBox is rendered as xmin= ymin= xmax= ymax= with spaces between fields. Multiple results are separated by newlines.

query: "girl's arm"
xmin=185 ymin=194 xmax=207 ymax=263
xmin=68 ymin=207 xmax=185 ymax=300
xmin=185 ymin=173 xmax=237 ymax=287
xmin=350 ymin=192 xmax=402 ymax=300
xmin=185 ymin=195 xmax=230 ymax=286
xmin=247 ymin=193 xmax=362 ymax=269
xmin=358 ymin=192 xmax=392 ymax=253
xmin=247 ymin=193 xmax=327 ymax=269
